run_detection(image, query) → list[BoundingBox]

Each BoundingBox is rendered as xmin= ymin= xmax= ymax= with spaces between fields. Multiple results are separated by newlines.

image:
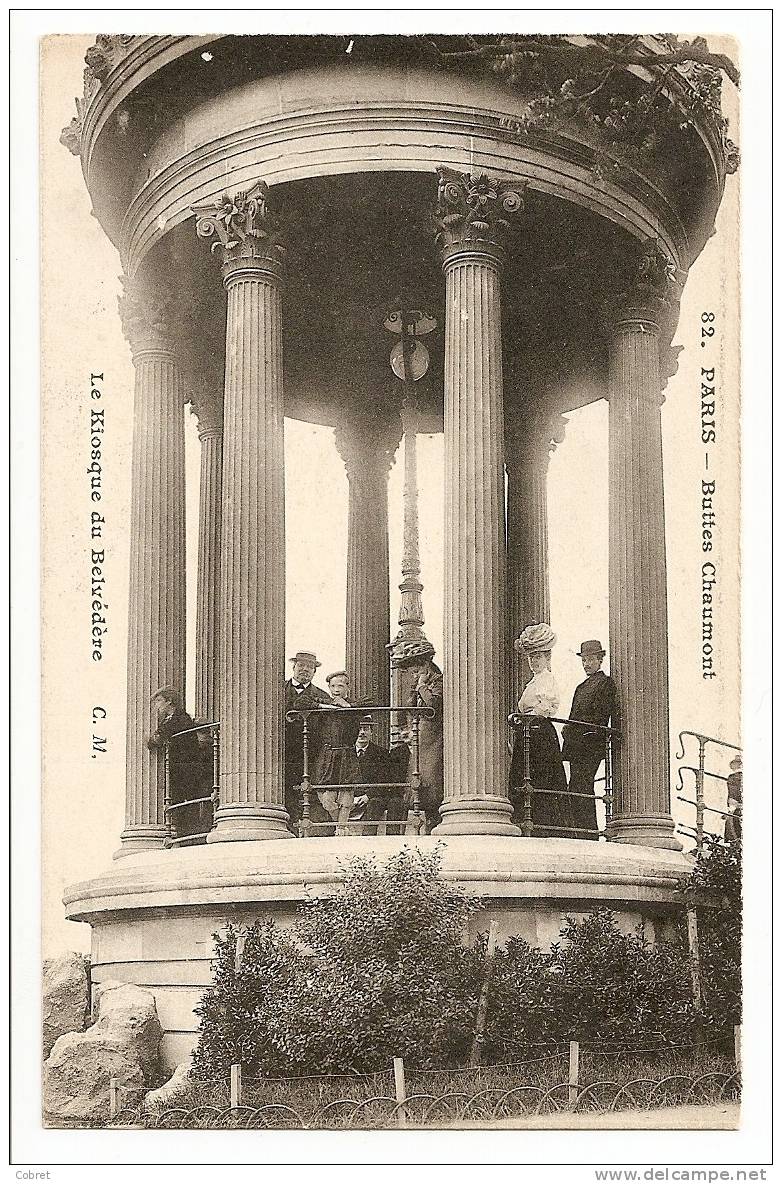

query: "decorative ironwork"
xmin=508 ymin=714 xmax=621 ymax=840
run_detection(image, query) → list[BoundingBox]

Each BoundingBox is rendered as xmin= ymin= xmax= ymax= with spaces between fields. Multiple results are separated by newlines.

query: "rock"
xmin=42 ymin=953 xmax=90 ymax=1059
xmin=43 ymin=983 xmax=163 ymax=1126
xmin=143 ymin=1062 xmax=192 ymax=1112
xmin=90 ymin=978 xmax=125 ymax=1021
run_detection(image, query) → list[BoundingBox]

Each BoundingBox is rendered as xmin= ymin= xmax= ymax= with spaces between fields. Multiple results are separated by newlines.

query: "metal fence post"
xmin=568 ymin=1041 xmax=580 ymax=1109
xmin=470 ymin=920 xmax=499 ymax=1066
xmin=734 ymin=1024 xmax=741 ymax=1074
xmin=109 ymin=1077 xmax=119 ymax=1119
xmin=393 ymin=1057 xmax=407 ymax=1128
xmin=686 ymin=906 xmax=703 ymax=1018
xmin=235 ymin=931 xmax=246 ymax=974
xmin=230 ymin=1063 xmax=242 ymax=1109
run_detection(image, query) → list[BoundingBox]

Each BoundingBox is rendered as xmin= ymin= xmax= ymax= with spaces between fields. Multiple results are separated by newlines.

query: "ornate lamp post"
xmin=384 ymin=304 xmax=437 ymax=736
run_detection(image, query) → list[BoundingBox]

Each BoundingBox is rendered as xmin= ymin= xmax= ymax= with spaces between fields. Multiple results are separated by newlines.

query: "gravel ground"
xmin=458 ymin=1103 xmax=740 ymax=1130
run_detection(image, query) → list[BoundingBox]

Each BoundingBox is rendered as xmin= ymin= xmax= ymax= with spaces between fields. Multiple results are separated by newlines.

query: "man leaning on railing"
xmin=147 ymin=687 xmax=212 ymax=843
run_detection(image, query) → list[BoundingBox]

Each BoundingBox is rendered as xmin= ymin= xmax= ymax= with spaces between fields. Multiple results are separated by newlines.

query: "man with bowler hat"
xmin=561 ymin=640 xmax=617 ymax=838
xmin=284 ymin=650 xmax=332 ymax=827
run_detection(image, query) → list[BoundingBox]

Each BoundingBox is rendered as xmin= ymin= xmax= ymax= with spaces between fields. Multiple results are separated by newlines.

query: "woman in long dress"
xmin=508 ymin=623 xmax=568 ymax=835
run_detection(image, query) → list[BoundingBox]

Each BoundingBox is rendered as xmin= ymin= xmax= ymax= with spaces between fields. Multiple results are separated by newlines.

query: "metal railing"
xmin=508 ymin=714 xmax=620 ymax=840
xmin=285 ymin=705 xmax=435 ymax=837
xmin=163 ymin=721 xmax=220 ymax=847
xmin=675 ymin=730 xmax=741 ymax=851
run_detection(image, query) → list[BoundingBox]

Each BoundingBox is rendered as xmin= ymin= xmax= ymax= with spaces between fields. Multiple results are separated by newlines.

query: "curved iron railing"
xmin=163 ymin=721 xmax=220 ymax=847
xmin=675 ymin=730 xmax=741 ymax=851
xmin=285 ymin=705 xmax=435 ymax=837
xmin=508 ymin=714 xmax=620 ymax=840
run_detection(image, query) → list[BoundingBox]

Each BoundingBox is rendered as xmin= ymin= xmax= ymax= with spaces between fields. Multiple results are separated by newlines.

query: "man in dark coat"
xmin=339 ymin=716 xmax=406 ymax=834
xmin=147 ymin=687 xmax=212 ymax=842
xmin=561 ymin=640 xmax=617 ymax=838
xmin=350 ymin=710 xmax=405 ymax=833
xmin=284 ymin=650 xmax=332 ymax=828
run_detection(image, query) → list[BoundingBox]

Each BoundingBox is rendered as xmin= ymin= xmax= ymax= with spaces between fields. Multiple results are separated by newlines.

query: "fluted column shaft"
xmin=506 ymin=438 xmax=551 ymax=708
xmin=345 ymin=459 xmax=391 ymax=708
xmin=195 ymin=422 xmax=222 ymax=723
xmin=608 ymin=303 xmax=679 ymax=849
xmin=209 ymin=265 xmax=288 ymax=840
xmin=435 ymin=246 xmax=517 ymax=835
xmin=119 ymin=335 xmax=186 ymax=855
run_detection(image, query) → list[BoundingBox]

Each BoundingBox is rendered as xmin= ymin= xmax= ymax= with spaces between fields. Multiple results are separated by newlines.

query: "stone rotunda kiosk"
xmin=62 ymin=34 xmax=737 ymax=1067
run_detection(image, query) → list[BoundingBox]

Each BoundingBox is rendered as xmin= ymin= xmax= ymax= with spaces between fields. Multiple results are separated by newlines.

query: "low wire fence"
xmin=108 ymin=1032 xmax=741 ymax=1129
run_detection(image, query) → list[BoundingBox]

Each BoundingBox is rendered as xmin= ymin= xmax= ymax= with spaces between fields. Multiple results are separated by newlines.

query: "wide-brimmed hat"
xmin=326 ymin=669 xmax=348 ymax=684
xmin=395 ymin=638 xmax=436 ymax=666
xmin=577 ymin=639 xmax=605 ymax=658
xmin=289 ymin=650 xmax=321 ymax=667
xmin=516 ymin=623 xmax=556 ymax=655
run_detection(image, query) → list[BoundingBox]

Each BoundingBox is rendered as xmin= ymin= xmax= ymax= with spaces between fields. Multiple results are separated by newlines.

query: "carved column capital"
xmin=605 ymin=239 xmax=687 ymax=399
xmin=188 ymin=383 xmax=224 ymax=439
xmin=608 ymin=239 xmax=685 ymax=331
xmin=334 ymin=415 xmax=402 ymax=481
xmin=193 ymin=180 xmax=286 ymax=287
xmin=506 ymin=408 xmax=568 ymax=470
xmin=118 ymin=274 xmax=180 ymax=359
xmin=434 ymin=167 xmax=525 ymax=270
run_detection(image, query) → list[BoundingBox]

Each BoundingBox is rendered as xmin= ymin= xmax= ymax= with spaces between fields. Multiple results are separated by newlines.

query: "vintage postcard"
xmin=14 ymin=8 xmax=772 ymax=1172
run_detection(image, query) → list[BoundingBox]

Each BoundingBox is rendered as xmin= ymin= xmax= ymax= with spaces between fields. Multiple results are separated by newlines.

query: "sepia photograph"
xmin=13 ymin=8 xmax=773 ymax=1170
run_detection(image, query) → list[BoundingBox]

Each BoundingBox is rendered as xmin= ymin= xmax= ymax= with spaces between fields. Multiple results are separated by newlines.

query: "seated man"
xmin=349 ymin=716 xmax=406 ymax=834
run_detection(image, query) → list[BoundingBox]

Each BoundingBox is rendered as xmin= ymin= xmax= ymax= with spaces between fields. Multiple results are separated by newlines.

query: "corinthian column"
xmin=505 ymin=408 xmax=567 ymax=707
xmin=433 ymin=167 xmax=523 ymax=836
xmin=607 ymin=241 xmax=683 ymax=850
xmin=116 ymin=275 xmax=186 ymax=855
xmin=193 ymin=180 xmax=290 ymax=841
xmin=335 ymin=415 xmax=399 ymax=721
xmin=187 ymin=373 xmax=224 ymax=725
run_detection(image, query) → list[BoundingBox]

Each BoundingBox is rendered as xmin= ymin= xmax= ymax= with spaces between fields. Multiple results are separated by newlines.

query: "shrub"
xmin=192 ymin=846 xmax=739 ymax=1081
xmin=678 ymin=837 xmax=741 ymax=1027
xmin=192 ymin=847 xmax=485 ymax=1079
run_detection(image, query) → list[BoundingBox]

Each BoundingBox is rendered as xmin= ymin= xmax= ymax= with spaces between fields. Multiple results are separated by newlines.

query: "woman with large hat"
xmin=509 ymin=623 xmax=568 ymax=835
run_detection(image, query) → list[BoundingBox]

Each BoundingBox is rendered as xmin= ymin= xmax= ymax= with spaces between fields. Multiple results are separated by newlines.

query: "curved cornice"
xmin=118 ymin=96 xmax=688 ymax=276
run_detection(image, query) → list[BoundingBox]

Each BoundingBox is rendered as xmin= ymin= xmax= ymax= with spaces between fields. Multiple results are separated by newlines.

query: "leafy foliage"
xmin=192 ymin=847 xmax=739 ymax=1081
xmin=678 ymin=837 xmax=742 ymax=1026
xmin=192 ymin=847 xmax=485 ymax=1078
xmin=426 ymin=33 xmax=739 ymax=179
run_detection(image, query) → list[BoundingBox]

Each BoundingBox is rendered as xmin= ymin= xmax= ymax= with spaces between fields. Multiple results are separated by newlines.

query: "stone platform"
xmin=64 ymin=836 xmax=693 ymax=1070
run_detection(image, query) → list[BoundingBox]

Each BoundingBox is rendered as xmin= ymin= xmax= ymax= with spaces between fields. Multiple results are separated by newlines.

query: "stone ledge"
xmin=65 ymin=835 xmax=693 ymax=923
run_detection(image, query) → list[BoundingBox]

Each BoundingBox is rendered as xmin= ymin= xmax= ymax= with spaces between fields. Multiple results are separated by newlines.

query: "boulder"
xmin=43 ymin=983 xmax=163 ymax=1126
xmin=90 ymin=978 xmax=125 ymax=1021
xmin=42 ymin=953 xmax=90 ymax=1059
xmin=143 ymin=1061 xmax=192 ymax=1113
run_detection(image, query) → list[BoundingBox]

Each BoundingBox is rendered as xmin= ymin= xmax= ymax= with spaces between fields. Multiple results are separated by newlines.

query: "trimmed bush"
xmin=192 ymin=844 xmax=738 ymax=1080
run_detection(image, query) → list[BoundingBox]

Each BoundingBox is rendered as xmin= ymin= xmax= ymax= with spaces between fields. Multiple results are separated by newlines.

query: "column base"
xmin=433 ymin=796 xmax=521 ymax=837
xmin=113 ymin=826 xmax=170 ymax=859
xmin=206 ymin=804 xmax=293 ymax=843
xmin=606 ymin=812 xmax=682 ymax=851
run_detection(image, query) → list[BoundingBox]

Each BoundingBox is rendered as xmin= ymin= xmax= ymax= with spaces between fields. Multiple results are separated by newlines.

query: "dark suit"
xmin=147 ymin=707 xmax=212 ymax=840
xmin=284 ymin=679 xmax=332 ymax=825
xmin=561 ymin=670 xmax=617 ymax=837
xmin=347 ymin=740 xmax=405 ymax=833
